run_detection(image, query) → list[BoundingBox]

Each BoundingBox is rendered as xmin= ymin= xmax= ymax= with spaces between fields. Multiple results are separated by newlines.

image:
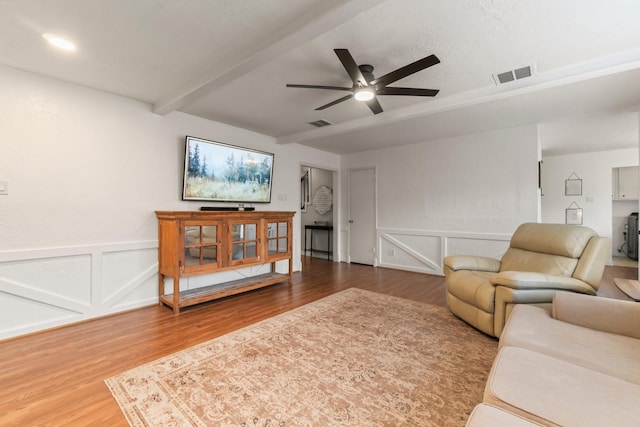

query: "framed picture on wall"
xmin=565 ymin=172 xmax=582 ymax=196
xmin=565 ymin=203 xmax=583 ymax=225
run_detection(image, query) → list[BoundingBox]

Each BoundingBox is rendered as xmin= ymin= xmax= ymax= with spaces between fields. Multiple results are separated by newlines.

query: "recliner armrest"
xmin=490 ymin=271 xmax=596 ymax=295
xmin=552 ymin=292 xmax=640 ymax=339
xmin=442 ymin=255 xmax=500 ymax=275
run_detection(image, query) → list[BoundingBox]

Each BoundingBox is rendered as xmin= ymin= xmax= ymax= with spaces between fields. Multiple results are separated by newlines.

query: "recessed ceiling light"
xmin=42 ymin=33 xmax=76 ymax=51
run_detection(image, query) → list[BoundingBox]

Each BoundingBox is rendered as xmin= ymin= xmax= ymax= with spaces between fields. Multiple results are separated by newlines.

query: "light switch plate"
xmin=0 ymin=180 xmax=8 ymax=195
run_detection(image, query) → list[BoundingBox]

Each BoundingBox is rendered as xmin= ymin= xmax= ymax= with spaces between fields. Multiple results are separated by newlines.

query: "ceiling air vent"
xmin=493 ymin=65 xmax=533 ymax=85
xmin=309 ymin=119 xmax=333 ymax=128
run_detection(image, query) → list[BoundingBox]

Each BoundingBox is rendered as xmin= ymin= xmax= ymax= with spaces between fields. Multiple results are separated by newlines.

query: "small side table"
xmin=304 ymin=225 xmax=333 ymax=260
xmin=613 ymin=278 xmax=640 ymax=301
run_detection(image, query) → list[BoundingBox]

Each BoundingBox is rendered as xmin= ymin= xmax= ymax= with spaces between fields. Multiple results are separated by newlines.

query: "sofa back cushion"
xmin=500 ymin=223 xmax=597 ymax=276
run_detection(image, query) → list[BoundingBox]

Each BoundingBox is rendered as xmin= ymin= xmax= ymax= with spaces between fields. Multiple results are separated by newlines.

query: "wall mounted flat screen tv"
xmin=182 ymin=136 xmax=274 ymax=203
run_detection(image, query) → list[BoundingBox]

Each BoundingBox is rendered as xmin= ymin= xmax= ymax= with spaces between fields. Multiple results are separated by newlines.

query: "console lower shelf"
xmin=160 ymin=272 xmax=290 ymax=310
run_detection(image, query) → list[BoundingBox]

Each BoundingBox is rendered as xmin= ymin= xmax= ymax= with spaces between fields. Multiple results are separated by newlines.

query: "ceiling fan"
xmin=286 ymin=48 xmax=440 ymax=115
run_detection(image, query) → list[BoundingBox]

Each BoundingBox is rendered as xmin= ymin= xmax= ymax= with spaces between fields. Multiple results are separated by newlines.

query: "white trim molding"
xmin=377 ymin=228 xmax=511 ymax=275
xmin=0 ymin=241 xmax=159 ymax=340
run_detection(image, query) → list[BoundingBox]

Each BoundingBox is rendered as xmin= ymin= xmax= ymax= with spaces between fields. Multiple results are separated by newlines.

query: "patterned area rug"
xmin=106 ymin=288 xmax=497 ymax=426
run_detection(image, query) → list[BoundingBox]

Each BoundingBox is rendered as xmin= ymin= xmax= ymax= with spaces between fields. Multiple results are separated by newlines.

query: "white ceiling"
xmin=2 ymin=0 xmax=640 ymax=155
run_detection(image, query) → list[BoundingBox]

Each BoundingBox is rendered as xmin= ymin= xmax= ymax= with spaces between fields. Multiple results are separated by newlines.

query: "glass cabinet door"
xmin=183 ymin=222 xmax=221 ymax=270
xmin=229 ymin=221 xmax=260 ymax=265
xmin=266 ymin=220 xmax=290 ymax=258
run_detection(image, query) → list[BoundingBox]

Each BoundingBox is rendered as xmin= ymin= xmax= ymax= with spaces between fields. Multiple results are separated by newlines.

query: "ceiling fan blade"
xmin=334 ymin=48 xmax=368 ymax=86
xmin=370 ymin=54 xmax=440 ymax=87
xmin=315 ymin=94 xmax=353 ymax=110
xmin=366 ymin=97 xmax=383 ymax=114
xmin=286 ymin=84 xmax=353 ymax=91
xmin=376 ymin=87 xmax=439 ymax=97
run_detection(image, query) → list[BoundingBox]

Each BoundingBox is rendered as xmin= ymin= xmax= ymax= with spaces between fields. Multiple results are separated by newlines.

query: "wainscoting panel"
xmin=102 ymin=247 xmax=159 ymax=311
xmin=379 ymin=232 xmax=442 ymax=274
xmin=445 ymin=235 xmax=510 ymax=260
xmin=0 ymin=241 xmax=158 ymax=340
xmin=377 ymin=228 xmax=511 ymax=275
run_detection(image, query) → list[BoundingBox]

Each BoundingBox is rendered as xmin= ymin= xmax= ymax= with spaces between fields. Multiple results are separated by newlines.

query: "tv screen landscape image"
xmin=182 ymin=136 xmax=274 ymax=203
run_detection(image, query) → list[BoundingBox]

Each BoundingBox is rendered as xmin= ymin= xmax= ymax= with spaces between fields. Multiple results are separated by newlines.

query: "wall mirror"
xmin=300 ymin=167 xmax=310 ymax=211
xmin=313 ymin=185 xmax=333 ymax=215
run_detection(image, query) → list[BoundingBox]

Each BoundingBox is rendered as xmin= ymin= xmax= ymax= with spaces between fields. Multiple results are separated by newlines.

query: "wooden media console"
xmin=156 ymin=210 xmax=295 ymax=314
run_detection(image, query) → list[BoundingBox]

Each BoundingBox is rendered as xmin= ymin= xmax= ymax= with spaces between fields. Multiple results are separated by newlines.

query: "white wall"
xmin=341 ymin=125 xmax=540 ymax=274
xmin=541 ymin=148 xmax=639 ymax=264
xmin=0 ymin=65 xmax=340 ymax=339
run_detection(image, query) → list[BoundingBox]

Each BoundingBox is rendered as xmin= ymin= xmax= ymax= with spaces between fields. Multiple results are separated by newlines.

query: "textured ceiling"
xmin=1 ymin=0 xmax=640 ymax=155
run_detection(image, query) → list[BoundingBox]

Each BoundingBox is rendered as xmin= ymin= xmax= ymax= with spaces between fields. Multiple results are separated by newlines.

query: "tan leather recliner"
xmin=443 ymin=223 xmax=610 ymax=338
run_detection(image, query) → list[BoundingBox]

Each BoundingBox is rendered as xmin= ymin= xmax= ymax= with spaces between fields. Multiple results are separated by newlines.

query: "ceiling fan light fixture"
xmin=354 ymin=88 xmax=375 ymax=101
xmin=286 ymin=49 xmax=440 ymax=115
xmin=42 ymin=33 xmax=76 ymax=51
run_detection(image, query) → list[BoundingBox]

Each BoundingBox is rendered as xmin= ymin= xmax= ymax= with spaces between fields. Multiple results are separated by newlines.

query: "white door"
xmin=348 ymin=168 xmax=375 ymax=265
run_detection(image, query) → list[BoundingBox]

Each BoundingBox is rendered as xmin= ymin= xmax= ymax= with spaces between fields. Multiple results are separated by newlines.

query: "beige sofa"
xmin=444 ymin=223 xmax=610 ymax=337
xmin=467 ymin=292 xmax=640 ymax=426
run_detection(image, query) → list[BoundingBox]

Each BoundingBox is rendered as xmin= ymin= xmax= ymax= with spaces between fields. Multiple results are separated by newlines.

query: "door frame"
xmin=347 ymin=166 xmax=377 ymax=266
xmin=299 ymin=163 xmax=338 ymax=269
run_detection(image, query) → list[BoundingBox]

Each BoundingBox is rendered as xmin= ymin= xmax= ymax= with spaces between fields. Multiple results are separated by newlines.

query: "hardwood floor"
xmin=0 ymin=258 xmax=633 ymax=426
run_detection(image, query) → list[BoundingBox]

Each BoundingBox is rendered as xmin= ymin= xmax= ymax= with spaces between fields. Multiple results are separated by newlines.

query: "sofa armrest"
xmin=552 ymin=292 xmax=640 ymax=339
xmin=443 ymin=255 xmax=501 ymax=275
xmin=490 ymin=271 xmax=596 ymax=295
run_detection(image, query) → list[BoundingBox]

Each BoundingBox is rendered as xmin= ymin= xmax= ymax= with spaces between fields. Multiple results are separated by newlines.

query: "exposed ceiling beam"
xmin=153 ymin=0 xmax=387 ymax=115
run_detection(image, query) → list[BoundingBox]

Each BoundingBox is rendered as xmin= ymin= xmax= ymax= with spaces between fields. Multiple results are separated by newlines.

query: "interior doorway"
xmin=611 ymin=165 xmax=639 ymax=268
xmin=300 ymin=165 xmax=336 ymax=264
xmin=348 ymin=167 xmax=376 ymax=265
